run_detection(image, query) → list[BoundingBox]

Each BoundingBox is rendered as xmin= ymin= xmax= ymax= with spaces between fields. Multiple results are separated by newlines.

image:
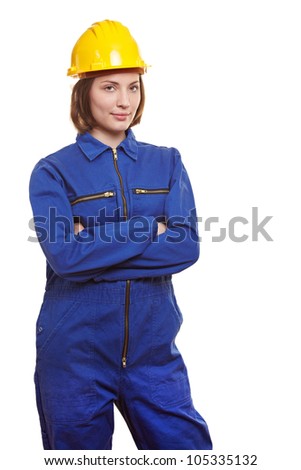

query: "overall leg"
xmin=34 ymin=292 xmax=121 ymax=450
xmin=117 ymin=280 xmax=212 ymax=450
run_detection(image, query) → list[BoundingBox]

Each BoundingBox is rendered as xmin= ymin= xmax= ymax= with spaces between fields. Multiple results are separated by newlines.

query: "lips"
xmin=111 ymin=113 xmax=131 ymax=121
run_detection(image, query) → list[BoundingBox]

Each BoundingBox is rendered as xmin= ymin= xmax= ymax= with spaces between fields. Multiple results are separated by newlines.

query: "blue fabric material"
xmin=29 ymin=130 xmax=199 ymax=282
xmin=30 ymin=130 xmax=212 ymax=450
xmin=34 ymin=277 xmax=212 ymax=450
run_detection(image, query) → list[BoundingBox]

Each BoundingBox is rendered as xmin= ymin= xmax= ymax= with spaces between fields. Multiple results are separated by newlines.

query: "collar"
xmin=76 ymin=129 xmax=138 ymax=162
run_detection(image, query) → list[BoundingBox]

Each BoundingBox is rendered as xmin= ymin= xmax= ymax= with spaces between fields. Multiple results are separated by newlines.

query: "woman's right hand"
xmin=74 ymin=222 xmax=85 ymax=235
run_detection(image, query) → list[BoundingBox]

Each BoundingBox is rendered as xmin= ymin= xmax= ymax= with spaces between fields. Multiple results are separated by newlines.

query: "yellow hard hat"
xmin=67 ymin=20 xmax=148 ymax=77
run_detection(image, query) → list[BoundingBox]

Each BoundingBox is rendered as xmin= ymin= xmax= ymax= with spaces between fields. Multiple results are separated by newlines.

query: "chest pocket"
xmin=70 ymin=189 xmax=119 ymax=226
xmin=131 ymin=188 xmax=170 ymax=219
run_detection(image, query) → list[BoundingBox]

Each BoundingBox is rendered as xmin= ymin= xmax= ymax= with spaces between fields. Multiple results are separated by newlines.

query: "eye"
xmin=104 ymin=85 xmax=116 ymax=92
xmin=130 ymin=84 xmax=140 ymax=92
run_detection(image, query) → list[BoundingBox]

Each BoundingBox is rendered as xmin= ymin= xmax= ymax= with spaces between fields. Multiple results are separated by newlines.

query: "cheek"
xmin=89 ymin=91 xmax=112 ymax=113
xmin=132 ymin=93 xmax=141 ymax=111
xmin=90 ymin=98 xmax=113 ymax=122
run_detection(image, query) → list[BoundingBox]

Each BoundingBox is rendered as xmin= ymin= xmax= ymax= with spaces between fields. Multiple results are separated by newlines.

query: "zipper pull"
xmin=112 ymin=148 xmax=118 ymax=160
xmin=135 ymin=189 xmax=147 ymax=194
xmin=104 ymin=191 xmax=114 ymax=197
xmin=122 ymin=357 xmax=127 ymax=368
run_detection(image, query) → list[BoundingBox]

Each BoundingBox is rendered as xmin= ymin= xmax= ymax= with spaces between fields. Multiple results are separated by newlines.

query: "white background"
xmin=1 ymin=0 xmax=300 ymax=468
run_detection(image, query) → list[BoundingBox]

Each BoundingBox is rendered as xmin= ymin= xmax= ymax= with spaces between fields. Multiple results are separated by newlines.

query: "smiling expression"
xmin=89 ymin=71 xmax=141 ymax=146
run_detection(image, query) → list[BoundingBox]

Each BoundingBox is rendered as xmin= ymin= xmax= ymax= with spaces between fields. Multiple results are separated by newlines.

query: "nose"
xmin=117 ymin=89 xmax=130 ymax=108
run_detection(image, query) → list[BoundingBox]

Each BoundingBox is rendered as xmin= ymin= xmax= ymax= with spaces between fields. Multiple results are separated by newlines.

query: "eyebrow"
xmin=99 ymin=80 xmax=139 ymax=85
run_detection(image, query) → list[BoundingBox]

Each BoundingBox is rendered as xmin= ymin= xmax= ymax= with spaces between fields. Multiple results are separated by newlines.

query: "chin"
xmin=112 ymin=123 xmax=130 ymax=132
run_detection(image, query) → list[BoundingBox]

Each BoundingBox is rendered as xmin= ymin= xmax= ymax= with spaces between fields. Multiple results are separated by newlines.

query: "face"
xmin=89 ymin=71 xmax=141 ymax=143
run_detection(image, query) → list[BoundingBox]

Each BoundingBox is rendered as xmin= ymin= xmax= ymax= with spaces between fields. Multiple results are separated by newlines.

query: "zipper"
xmin=112 ymin=148 xmax=128 ymax=219
xmin=133 ymin=188 xmax=170 ymax=195
xmin=122 ymin=280 xmax=131 ymax=368
xmin=111 ymin=148 xmax=131 ymax=368
xmin=71 ymin=191 xmax=115 ymax=206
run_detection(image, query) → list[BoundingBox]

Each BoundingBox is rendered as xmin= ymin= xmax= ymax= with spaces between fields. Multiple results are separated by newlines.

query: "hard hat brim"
xmin=68 ymin=66 xmax=148 ymax=79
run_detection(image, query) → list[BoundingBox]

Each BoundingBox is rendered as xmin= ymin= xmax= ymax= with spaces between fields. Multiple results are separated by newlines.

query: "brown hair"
xmin=70 ymin=73 xmax=145 ymax=134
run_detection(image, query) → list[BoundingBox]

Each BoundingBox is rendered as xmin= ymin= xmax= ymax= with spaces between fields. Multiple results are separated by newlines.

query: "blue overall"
xmin=29 ymin=130 xmax=212 ymax=450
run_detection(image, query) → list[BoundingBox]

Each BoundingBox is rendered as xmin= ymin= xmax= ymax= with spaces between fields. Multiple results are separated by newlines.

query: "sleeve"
xmin=96 ymin=151 xmax=200 ymax=278
xmin=29 ymin=161 xmax=158 ymax=282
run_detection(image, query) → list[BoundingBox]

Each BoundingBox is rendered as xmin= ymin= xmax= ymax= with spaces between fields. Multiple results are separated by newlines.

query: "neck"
xmin=90 ymin=128 xmax=126 ymax=148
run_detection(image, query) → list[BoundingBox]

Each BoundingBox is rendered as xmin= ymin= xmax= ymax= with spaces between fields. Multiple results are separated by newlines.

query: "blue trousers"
xmin=34 ymin=276 xmax=212 ymax=450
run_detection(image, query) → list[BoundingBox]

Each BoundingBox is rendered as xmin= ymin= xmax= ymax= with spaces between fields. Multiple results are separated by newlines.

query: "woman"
xmin=29 ymin=19 xmax=212 ymax=450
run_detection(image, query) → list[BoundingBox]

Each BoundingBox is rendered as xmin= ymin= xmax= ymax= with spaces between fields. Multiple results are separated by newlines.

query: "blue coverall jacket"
xmin=30 ymin=129 xmax=199 ymax=282
xmin=29 ymin=129 xmax=212 ymax=450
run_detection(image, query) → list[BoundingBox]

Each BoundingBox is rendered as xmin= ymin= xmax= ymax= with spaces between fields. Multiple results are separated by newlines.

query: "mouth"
xmin=111 ymin=113 xmax=131 ymax=118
